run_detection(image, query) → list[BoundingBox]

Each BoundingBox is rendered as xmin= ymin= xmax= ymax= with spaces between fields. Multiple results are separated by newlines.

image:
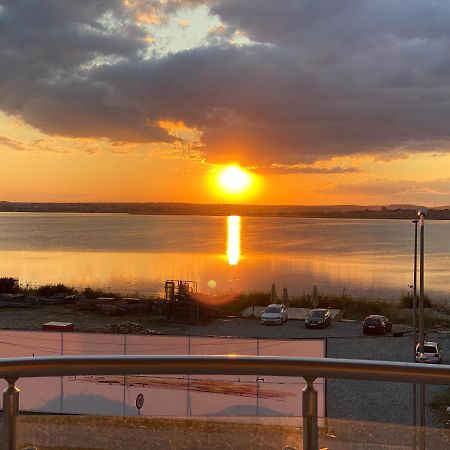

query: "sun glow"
xmin=217 ymin=165 xmax=252 ymax=195
xmin=227 ymin=215 xmax=241 ymax=266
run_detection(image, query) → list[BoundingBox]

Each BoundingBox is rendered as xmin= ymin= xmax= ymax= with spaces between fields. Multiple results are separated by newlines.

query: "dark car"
xmin=363 ymin=315 xmax=392 ymax=335
xmin=305 ymin=308 xmax=332 ymax=329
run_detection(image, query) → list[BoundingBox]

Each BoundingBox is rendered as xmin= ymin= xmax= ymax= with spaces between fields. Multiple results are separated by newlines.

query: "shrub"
xmin=400 ymin=292 xmax=432 ymax=308
xmin=430 ymin=388 xmax=450 ymax=427
xmin=36 ymin=283 xmax=75 ymax=297
xmin=82 ymin=287 xmax=119 ymax=299
xmin=0 ymin=277 xmax=19 ymax=294
xmin=220 ymin=291 xmax=270 ymax=315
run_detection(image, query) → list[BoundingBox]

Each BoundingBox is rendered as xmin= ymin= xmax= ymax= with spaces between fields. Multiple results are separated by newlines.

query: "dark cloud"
xmin=1 ymin=1 xmax=450 ymax=166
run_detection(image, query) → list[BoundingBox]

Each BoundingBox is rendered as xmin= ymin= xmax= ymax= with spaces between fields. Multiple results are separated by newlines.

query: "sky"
xmin=1 ymin=0 xmax=450 ymax=205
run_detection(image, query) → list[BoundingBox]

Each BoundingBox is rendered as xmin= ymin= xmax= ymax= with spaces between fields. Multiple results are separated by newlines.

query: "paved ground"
xmin=327 ymin=331 xmax=450 ymax=428
xmin=240 ymin=306 xmax=341 ymax=320
xmin=0 ymin=304 xmax=448 ymax=430
xmin=187 ymin=318 xmax=450 ymax=428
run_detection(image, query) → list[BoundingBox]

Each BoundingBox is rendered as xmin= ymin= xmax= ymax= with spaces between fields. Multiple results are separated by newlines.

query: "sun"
xmin=217 ymin=165 xmax=252 ymax=195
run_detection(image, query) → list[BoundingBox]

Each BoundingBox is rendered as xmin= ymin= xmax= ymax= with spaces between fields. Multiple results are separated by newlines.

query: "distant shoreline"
xmin=1 ymin=201 xmax=449 ymax=220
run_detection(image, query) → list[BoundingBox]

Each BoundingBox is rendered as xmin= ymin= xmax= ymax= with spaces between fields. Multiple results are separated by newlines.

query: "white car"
xmin=415 ymin=341 xmax=443 ymax=364
xmin=261 ymin=304 xmax=288 ymax=325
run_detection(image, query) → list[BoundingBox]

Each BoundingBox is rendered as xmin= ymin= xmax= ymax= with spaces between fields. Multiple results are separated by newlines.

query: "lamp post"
xmin=411 ymin=219 xmax=418 ymax=427
xmin=417 ymin=209 xmax=426 ymax=359
xmin=417 ymin=208 xmax=427 ymax=449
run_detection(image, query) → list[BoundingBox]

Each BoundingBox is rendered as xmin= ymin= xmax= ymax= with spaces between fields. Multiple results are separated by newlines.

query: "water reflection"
xmin=226 ymin=216 xmax=241 ymax=266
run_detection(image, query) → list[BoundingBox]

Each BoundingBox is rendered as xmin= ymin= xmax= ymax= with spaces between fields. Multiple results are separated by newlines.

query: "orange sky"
xmin=2 ymin=2 xmax=450 ymax=206
xmin=2 ymin=111 xmax=450 ymax=205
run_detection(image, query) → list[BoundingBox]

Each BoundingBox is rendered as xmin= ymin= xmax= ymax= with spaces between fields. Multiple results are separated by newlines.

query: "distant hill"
xmin=1 ymin=201 xmax=449 ymax=219
xmin=387 ymin=204 xmax=419 ymax=210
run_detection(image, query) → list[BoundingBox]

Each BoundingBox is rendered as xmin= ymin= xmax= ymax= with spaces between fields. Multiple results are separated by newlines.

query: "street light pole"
xmin=417 ymin=208 xmax=427 ymax=449
xmin=418 ymin=210 xmax=425 ymax=358
xmin=412 ymin=218 xmax=418 ymax=428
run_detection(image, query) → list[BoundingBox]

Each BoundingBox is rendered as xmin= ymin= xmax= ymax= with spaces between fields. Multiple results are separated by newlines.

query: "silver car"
xmin=415 ymin=342 xmax=443 ymax=364
xmin=261 ymin=304 xmax=288 ymax=325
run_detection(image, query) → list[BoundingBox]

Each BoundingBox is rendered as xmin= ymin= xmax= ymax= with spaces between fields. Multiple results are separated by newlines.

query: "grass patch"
xmin=289 ymin=293 xmax=385 ymax=320
xmin=430 ymin=388 xmax=450 ymax=427
xmin=18 ymin=283 xmax=122 ymax=300
xmin=35 ymin=283 xmax=76 ymax=297
xmin=82 ymin=287 xmax=120 ymax=299
xmin=18 ymin=283 xmax=75 ymax=297
xmin=218 ymin=290 xmax=450 ymax=325
xmin=399 ymin=292 xmax=432 ymax=308
xmin=220 ymin=292 xmax=270 ymax=315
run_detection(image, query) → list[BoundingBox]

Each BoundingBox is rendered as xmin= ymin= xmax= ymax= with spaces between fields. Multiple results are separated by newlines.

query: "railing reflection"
xmin=1 ymin=355 xmax=450 ymax=450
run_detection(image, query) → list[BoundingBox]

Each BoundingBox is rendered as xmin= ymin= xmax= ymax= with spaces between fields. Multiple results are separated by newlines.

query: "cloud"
xmin=371 ymin=152 xmax=409 ymax=162
xmin=2 ymin=1 xmax=450 ymax=167
xmin=0 ymin=135 xmax=68 ymax=153
xmin=0 ymin=135 xmax=26 ymax=151
xmin=327 ymin=178 xmax=450 ymax=199
xmin=257 ymin=164 xmax=361 ymax=175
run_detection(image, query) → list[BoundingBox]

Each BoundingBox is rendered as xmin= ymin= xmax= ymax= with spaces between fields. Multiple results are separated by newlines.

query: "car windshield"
xmin=309 ymin=311 xmax=325 ymax=319
xmin=265 ymin=306 xmax=281 ymax=313
xmin=423 ymin=345 xmax=437 ymax=353
xmin=365 ymin=318 xmax=380 ymax=325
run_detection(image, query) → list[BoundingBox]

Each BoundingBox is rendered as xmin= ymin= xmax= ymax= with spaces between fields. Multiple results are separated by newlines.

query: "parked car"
xmin=363 ymin=315 xmax=392 ymax=335
xmin=261 ymin=304 xmax=288 ymax=325
xmin=416 ymin=341 xmax=442 ymax=364
xmin=305 ymin=308 xmax=332 ymax=329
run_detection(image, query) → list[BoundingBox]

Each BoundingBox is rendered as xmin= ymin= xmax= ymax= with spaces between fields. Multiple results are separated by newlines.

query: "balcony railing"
xmin=1 ymin=355 xmax=450 ymax=450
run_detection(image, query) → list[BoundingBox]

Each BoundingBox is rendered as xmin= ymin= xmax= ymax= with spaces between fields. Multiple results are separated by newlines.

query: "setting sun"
xmin=217 ymin=166 xmax=252 ymax=195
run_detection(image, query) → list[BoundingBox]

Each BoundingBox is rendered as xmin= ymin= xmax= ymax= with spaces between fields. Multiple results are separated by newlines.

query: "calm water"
xmin=0 ymin=212 xmax=449 ymax=300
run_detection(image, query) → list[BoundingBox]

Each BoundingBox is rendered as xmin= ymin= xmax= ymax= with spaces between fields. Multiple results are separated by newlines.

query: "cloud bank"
xmin=2 ymin=0 xmax=450 ymax=168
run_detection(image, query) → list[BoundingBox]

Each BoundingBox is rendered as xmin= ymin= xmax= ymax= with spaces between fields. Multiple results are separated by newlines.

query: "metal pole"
xmin=60 ymin=332 xmax=64 ymax=413
xmin=123 ymin=335 xmax=127 ymax=416
xmin=256 ymin=338 xmax=260 ymax=416
xmin=302 ymin=376 xmax=318 ymax=450
xmin=418 ymin=212 xmax=426 ymax=449
xmin=186 ymin=335 xmax=191 ymax=417
xmin=418 ymin=213 xmax=425 ymax=356
xmin=412 ymin=219 xmax=418 ymax=429
xmin=419 ymin=383 xmax=426 ymax=450
xmin=3 ymin=378 xmax=19 ymax=450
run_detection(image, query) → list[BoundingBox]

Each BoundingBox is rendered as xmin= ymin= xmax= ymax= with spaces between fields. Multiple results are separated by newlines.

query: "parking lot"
xmin=0 ymin=305 xmax=448 ymax=428
xmin=185 ymin=317 xmax=450 ymax=428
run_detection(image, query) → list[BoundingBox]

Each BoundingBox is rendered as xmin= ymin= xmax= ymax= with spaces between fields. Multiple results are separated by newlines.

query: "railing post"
xmin=3 ymin=377 xmax=20 ymax=450
xmin=302 ymin=376 xmax=318 ymax=450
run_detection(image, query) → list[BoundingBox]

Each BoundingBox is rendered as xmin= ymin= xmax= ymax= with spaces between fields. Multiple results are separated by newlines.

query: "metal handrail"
xmin=2 ymin=355 xmax=450 ymax=450
xmin=0 ymin=355 xmax=448 ymax=383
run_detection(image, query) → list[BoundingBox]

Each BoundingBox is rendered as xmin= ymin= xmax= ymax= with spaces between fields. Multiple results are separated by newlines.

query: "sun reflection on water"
xmin=227 ymin=215 xmax=241 ymax=266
